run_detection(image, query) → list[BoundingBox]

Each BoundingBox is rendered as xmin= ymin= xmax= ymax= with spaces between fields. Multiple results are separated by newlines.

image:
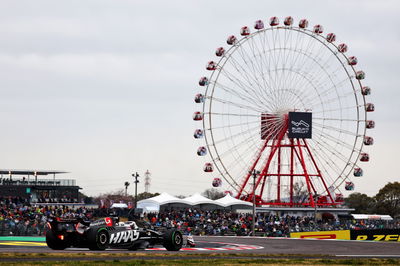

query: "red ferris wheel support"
xmin=236 ymin=113 xmax=337 ymax=207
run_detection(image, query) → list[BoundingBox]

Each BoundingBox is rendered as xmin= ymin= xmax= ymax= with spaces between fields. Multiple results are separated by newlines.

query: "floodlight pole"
xmin=132 ymin=172 xmax=139 ymax=209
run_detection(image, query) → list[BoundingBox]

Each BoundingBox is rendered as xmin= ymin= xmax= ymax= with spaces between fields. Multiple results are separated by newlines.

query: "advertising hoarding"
xmin=288 ymin=112 xmax=312 ymax=139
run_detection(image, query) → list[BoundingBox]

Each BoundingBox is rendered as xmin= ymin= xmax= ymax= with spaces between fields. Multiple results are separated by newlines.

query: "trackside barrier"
xmin=290 ymin=229 xmax=400 ymax=241
xmin=350 ymin=229 xmax=400 ymax=241
xmin=290 ymin=230 xmax=350 ymax=240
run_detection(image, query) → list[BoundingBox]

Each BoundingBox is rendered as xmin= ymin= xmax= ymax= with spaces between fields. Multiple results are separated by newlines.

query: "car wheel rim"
xmin=99 ymin=233 xmax=107 ymax=245
xmin=174 ymin=234 xmax=182 ymax=245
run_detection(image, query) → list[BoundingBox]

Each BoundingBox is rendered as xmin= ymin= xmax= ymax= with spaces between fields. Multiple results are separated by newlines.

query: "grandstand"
xmin=0 ymin=169 xmax=81 ymax=203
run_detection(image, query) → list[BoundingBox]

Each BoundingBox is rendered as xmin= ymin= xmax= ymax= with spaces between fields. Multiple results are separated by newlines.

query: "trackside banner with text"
xmin=290 ymin=230 xmax=350 ymax=240
xmin=350 ymin=229 xmax=400 ymax=241
xmin=291 ymin=229 xmax=400 ymax=241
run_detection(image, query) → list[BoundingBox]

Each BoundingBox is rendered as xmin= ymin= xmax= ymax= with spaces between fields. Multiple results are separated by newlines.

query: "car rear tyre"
xmin=46 ymin=230 xmax=68 ymax=250
xmin=163 ymin=229 xmax=183 ymax=251
xmin=89 ymin=229 xmax=109 ymax=251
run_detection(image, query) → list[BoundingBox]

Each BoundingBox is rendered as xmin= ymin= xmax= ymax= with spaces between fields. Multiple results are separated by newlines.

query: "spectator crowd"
xmin=1 ymin=196 xmax=399 ymax=237
xmin=0 ymin=196 xmax=92 ymax=236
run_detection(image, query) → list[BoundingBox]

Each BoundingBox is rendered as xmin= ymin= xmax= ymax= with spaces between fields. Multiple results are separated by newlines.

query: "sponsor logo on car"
xmin=109 ymin=230 xmax=139 ymax=244
xmin=90 ymin=220 xmax=106 ymax=227
xmin=105 ymin=217 xmax=113 ymax=226
xmin=89 ymin=217 xmax=113 ymax=227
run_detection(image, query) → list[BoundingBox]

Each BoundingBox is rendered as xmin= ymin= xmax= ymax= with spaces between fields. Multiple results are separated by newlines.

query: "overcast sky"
xmin=0 ymin=0 xmax=399 ymax=197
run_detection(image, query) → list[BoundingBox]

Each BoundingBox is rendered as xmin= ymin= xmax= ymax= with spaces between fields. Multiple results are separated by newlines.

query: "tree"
xmin=374 ymin=182 xmax=400 ymax=218
xmin=202 ymin=188 xmax=225 ymax=200
xmin=78 ymin=191 xmax=93 ymax=204
xmin=93 ymin=190 xmax=160 ymax=208
xmin=344 ymin=192 xmax=376 ymax=214
xmin=136 ymin=192 xmax=160 ymax=201
xmin=124 ymin=181 xmax=130 ymax=196
xmin=291 ymin=181 xmax=309 ymax=204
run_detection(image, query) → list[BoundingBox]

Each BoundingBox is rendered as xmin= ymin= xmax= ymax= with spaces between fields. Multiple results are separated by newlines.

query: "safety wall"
xmin=290 ymin=229 xmax=400 ymax=241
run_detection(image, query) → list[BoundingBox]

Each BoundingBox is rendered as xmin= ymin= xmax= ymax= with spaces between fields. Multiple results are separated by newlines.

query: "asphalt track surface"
xmin=0 ymin=236 xmax=399 ymax=262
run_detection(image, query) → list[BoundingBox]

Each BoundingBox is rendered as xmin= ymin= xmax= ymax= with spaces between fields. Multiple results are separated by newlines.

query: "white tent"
xmin=137 ymin=192 xmax=252 ymax=212
xmin=352 ymin=214 xmax=393 ymax=221
xmin=137 ymin=192 xmax=190 ymax=212
xmin=184 ymin=193 xmax=223 ymax=206
xmin=110 ymin=203 xmax=128 ymax=208
xmin=214 ymin=194 xmax=253 ymax=207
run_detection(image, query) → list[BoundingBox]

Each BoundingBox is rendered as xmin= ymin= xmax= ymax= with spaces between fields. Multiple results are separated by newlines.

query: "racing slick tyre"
xmin=46 ymin=230 xmax=68 ymax=250
xmin=163 ymin=229 xmax=183 ymax=251
xmin=88 ymin=228 xmax=109 ymax=251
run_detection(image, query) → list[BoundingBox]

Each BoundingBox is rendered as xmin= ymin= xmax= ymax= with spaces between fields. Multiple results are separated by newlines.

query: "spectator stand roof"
xmin=0 ymin=169 xmax=77 ymax=188
xmin=0 ymin=170 xmax=68 ymax=176
xmin=352 ymin=214 xmax=393 ymax=221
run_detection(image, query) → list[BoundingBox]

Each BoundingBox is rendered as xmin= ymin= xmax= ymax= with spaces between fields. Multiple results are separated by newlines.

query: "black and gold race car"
xmin=45 ymin=216 xmax=184 ymax=251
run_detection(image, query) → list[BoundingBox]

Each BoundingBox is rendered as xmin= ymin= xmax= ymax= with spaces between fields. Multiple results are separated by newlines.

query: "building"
xmin=0 ymin=170 xmax=81 ymax=203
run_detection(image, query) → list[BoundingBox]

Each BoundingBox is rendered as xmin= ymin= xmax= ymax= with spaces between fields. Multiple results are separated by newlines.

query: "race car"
xmin=45 ymin=216 xmax=184 ymax=251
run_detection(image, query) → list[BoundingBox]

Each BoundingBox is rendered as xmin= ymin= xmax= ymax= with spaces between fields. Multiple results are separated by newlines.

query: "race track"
xmin=196 ymin=236 xmax=400 ymax=257
xmin=0 ymin=236 xmax=399 ymax=261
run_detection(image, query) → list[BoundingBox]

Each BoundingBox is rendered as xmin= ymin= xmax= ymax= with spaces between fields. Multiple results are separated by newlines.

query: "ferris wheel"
xmin=193 ymin=16 xmax=374 ymax=207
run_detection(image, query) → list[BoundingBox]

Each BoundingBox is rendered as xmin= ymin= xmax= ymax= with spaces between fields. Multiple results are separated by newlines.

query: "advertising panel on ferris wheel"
xmin=288 ymin=112 xmax=312 ymax=139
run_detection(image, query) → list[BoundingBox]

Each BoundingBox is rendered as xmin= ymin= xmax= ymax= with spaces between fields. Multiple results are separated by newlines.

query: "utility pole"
xmin=132 ymin=172 xmax=139 ymax=209
xmin=251 ymin=169 xmax=260 ymax=236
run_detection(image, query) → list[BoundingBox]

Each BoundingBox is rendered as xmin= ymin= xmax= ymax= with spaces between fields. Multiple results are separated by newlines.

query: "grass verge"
xmin=0 ymin=253 xmax=399 ymax=265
